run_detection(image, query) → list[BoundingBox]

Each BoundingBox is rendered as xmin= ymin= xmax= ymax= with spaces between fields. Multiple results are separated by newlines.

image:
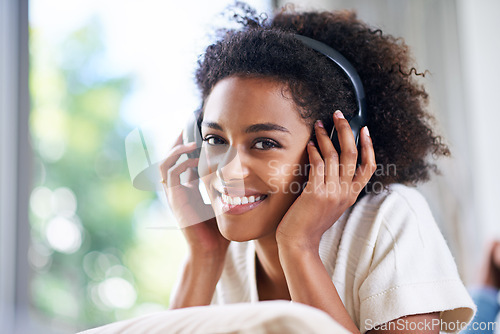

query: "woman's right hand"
xmin=160 ymin=131 xmax=230 ymax=259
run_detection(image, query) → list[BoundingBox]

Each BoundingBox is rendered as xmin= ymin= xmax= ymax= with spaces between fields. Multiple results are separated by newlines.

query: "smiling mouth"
xmin=214 ymin=190 xmax=269 ymax=215
xmin=220 ymin=192 xmax=268 ymax=205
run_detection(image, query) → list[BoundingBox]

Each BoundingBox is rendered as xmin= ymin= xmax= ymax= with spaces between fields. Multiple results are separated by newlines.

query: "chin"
xmin=216 ymin=218 xmax=276 ymax=242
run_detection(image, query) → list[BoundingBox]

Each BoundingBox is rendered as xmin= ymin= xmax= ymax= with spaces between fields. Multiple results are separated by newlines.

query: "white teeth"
xmin=220 ymin=193 xmax=266 ymax=206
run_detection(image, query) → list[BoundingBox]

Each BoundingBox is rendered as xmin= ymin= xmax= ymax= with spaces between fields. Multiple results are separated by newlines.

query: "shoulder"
xmin=357 ymin=183 xmax=431 ymax=219
xmin=320 ymin=184 xmax=433 ymax=262
xmin=332 ymin=183 xmax=459 ymax=284
xmin=341 ymin=184 xmax=437 ymax=244
xmin=348 ymin=185 xmax=476 ymax=332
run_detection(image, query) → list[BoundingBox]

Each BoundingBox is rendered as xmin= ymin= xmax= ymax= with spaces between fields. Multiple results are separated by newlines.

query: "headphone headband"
xmin=294 ymin=34 xmax=367 ymax=144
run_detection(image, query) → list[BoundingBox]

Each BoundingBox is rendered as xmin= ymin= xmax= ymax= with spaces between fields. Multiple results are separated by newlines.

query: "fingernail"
xmin=315 ymin=120 xmax=324 ymax=128
xmin=308 ymin=140 xmax=315 ymax=146
xmin=334 ymin=110 xmax=344 ymax=119
xmin=364 ymin=126 xmax=370 ymax=137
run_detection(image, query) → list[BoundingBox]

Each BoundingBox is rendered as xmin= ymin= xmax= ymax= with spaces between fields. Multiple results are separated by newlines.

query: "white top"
xmin=210 ymin=184 xmax=476 ymax=333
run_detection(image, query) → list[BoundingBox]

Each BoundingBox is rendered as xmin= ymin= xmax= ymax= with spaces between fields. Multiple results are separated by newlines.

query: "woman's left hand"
xmin=276 ymin=110 xmax=376 ymax=250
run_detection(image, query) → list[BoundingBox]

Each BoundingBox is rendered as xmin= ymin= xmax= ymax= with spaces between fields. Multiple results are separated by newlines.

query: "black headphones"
xmin=294 ymin=35 xmax=367 ymax=154
xmin=184 ymin=34 xmax=367 ymax=158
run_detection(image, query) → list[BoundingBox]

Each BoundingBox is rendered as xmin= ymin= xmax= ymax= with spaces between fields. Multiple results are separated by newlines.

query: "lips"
xmin=214 ymin=188 xmax=268 ymax=215
xmin=220 ymin=193 xmax=267 ymax=205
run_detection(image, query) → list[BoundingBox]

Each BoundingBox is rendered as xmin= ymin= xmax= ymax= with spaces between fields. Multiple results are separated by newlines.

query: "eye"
xmin=253 ymin=138 xmax=281 ymax=150
xmin=202 ymin=135 xmax=226 ymax=146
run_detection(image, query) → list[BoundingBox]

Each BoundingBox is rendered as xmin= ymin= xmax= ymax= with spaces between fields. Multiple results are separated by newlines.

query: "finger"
xmin=160 ymin=142 xmax=198 ymax=175
xmin=165 ymin=157 xmax=200 ymax=188
xmin=184 ymin=165 xmax=200 ymax=183
xmin=334 ymin=110 xmax=358 ymax=183
xmin=172 ymin=130 xmax=184 ymax=149
xmin=306 ymin=141 xmax=325 ymax=189
xmin=352 ymin=127 xmax=376 ymax=195
xmin=314 ymin=120 xmax=339 ymax=186
xmin=167 ymin=131 xmax=187 ymax=161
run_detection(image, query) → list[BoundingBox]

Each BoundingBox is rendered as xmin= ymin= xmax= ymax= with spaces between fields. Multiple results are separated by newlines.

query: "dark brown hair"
xmin=195 ymin=2 xmax=450 ymax=188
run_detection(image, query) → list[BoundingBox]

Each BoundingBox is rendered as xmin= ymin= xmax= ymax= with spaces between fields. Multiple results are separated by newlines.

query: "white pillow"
xmin=78 ymin=300 xmax=349 ymax=334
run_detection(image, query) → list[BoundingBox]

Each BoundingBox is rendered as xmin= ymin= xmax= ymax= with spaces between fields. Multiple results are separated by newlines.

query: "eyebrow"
xmin=201 ymin=121 xmax=291 ymax=134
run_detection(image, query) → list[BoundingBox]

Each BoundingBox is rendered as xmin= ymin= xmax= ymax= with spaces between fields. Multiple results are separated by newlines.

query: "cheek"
xmin=198 ymin=146 xmax=218 ymax=178
xmin=198 ymin=144 xmax=234 ymax=179
xmin=275 ymin=167 xmax=307 ymax=195
xmin=265 ymin=152 xmax=309 ymax=196
xmin=197 ymin=152 xmax=216 ymax=201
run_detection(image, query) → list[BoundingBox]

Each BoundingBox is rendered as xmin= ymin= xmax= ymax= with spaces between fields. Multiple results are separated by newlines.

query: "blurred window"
xmin=27 ymin=0 xmax=271 ymax=332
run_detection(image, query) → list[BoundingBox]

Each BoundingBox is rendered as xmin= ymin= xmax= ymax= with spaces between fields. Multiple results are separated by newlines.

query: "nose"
xmin=216 ymin=145 xmax=250 ymax=186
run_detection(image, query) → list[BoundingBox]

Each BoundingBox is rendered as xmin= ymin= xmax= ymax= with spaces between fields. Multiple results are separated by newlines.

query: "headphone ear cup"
xmin=193 ymin=117 xmax=203 ymax=159
xmin=184 ymin=112 xmax=202 ymax=159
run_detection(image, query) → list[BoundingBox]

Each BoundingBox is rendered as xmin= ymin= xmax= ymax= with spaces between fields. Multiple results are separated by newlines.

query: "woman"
xmin=161 ymin=3 xmax=475 ymax=333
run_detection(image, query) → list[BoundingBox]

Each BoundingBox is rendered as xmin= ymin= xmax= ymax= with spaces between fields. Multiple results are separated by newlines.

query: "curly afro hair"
xmin=195 ymin=2 xmax=450 ymax=189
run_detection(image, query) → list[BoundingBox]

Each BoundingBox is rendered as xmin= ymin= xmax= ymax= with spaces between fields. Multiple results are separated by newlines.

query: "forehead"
xmin=203 ymin=76 xmax=307 ymax=128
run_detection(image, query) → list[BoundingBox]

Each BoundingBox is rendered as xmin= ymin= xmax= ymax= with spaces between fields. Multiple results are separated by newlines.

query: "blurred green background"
xmin=27 ymin=1 xmax=270 ymax=330
xmin=29 ymin=14 xmax=187 ymax=331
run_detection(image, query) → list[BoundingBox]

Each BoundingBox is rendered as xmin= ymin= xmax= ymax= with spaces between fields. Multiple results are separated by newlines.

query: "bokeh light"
xmin=51 ymin=187 xmax=77 ymax=217
xmin=30 ymin=186 xmax=53 ymax=219
xmin=98 ymin=277 xmax=137 ymax=309
xmin=45 ymin=216 xmax=82 ymax=254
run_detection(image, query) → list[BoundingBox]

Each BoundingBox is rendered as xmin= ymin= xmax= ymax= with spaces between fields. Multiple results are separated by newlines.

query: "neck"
xmin=254 ymin=233 xmax=290 ymax=300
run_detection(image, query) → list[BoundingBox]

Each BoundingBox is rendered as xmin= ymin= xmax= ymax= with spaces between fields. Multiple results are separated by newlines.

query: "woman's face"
xmin=198 ymin=76 xmax=312 ymax=242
